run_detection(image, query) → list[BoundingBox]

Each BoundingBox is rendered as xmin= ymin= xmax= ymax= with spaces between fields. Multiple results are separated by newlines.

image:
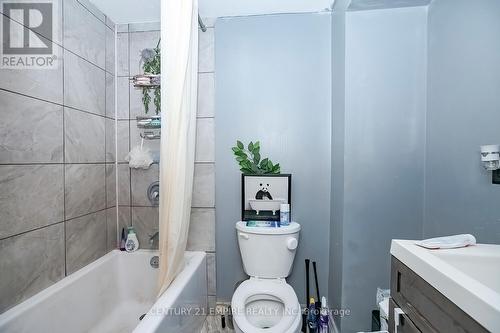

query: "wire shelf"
xmin=131 ymin=74 xmax=160 ymax=88
xmin=137 ymin=116 xmax=161 ymax=129
xmin=140 ymin=131 xmax=161 ymax=140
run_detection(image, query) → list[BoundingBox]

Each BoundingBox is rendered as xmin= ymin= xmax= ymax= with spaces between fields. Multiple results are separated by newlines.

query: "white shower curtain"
xmin=157 ymin=0 xmax=198 ymax=296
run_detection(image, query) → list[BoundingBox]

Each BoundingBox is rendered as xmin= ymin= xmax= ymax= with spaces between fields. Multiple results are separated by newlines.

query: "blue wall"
xmin=425 ymin=0 xmax=500 ymax=242
xmin=331 ymin=6 xmax=428 ymax=332
xmin=215 ymin=13 xmax=332 ymax=302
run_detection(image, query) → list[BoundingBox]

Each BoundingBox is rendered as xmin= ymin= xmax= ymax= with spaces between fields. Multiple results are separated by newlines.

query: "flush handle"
xmin=287 ymin=237 xmax=298 ymax=250
xmin=239 ymin=233 xmax=249 ymax=240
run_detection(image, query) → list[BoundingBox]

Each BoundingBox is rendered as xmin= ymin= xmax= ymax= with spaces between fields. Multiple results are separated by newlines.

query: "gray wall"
xmin=215 ymin=13 xmax=332 ymax=303
xmin=425 ymin=0 xmax=500 ymax=243
xmin=329 ymin=0 xmax=349 ymax=329
xmin=0 ymin=0 xmax=116 ymax=313
xmin=330 ymin=2 xmax=500 ymax=331
xmin=331 ymin=6 xmax=428 ymax=332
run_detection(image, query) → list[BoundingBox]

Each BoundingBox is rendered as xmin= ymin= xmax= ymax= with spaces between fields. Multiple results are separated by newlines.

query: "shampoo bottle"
xmin=125 ymin=226 xmax=139 ymax=252
xmin=319 ymin=296 xmax=329 ymax=333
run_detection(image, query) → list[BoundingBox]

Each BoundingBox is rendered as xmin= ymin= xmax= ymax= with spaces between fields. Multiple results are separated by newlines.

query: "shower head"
xmin=198 ymin=14 xmax=207 ymax=32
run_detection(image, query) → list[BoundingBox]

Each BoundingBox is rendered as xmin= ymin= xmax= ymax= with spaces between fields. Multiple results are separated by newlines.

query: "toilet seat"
xmin=231 ymin=278 xmax=301 ymax=333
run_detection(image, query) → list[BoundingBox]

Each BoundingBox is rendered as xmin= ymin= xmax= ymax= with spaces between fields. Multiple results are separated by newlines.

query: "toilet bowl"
xmin=231 ymin=222 xmax=302 ymax=333
xmin=232 ymin=278 xmax=302 ymax=333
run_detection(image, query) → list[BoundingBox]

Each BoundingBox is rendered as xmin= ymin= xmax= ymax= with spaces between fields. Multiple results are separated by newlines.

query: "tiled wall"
xmin=0 ymin=0 xmax=116 ymax=313
xmin=115 ymin=19 xmax=216 ymax=307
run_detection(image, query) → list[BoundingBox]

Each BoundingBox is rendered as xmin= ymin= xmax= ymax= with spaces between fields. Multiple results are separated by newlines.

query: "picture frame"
xmin=241 ymin=174 xmax=291 ymax=221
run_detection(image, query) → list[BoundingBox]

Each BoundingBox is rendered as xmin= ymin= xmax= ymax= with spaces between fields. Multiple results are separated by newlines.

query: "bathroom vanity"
xmin=389 ymin=240 xmax=500 ymax=333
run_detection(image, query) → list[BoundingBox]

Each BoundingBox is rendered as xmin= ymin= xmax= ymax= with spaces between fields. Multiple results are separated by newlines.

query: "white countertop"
xmin=390 ymin=239 xmax=500 ymax=332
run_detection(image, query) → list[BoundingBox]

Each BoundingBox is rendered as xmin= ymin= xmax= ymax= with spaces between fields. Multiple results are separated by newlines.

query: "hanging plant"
xmin=141 ymin=39 xmax=161 ymax=114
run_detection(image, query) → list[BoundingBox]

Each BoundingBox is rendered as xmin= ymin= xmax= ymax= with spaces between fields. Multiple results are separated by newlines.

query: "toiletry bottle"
xmin=125 ymin=226 xmax=139 ymax=252
xmin=319 ymin=296 xmax=329 ymax=333
xmin=308 ymin=297 xmax=318 ymax=333
xmin=120 ymin=227 xmax=126 ymax=251
xmin=280 ymin=204 xmax=290 ymax=226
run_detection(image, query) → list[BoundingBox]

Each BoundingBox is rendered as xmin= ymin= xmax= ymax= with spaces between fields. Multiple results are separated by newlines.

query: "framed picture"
xmin=241 ymin=174 xmax=291 ymax=221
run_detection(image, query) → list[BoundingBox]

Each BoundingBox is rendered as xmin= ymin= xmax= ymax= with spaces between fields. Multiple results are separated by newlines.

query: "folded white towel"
xmin=415 ymin=234 xmax=476 ymax=249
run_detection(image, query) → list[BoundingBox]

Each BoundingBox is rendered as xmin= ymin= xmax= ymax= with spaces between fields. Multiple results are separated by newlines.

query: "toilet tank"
xmin=236 ymin=222 xmax=301 ymax=279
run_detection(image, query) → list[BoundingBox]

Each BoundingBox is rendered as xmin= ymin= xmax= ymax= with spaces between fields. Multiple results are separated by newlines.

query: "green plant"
xmin=141 ymin=40 xmax=161 ymax=114
xmin=232 ymin=140 xmax=281 ymax=174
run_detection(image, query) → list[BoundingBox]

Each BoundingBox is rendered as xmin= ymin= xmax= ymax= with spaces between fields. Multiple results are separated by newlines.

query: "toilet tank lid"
xmin=236 ymin=221 xmax=301 ymax=235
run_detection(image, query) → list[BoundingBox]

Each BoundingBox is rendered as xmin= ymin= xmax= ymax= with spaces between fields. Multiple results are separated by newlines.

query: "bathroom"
xmin=0 ymin=0 xmax=499 ymax=332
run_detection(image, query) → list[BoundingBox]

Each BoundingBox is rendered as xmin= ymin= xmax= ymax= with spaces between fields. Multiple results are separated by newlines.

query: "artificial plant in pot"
xmin=232 ymin=140 xmax=281 ymax=174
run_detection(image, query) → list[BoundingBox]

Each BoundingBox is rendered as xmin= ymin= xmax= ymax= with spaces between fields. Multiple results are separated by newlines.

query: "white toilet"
xmin=231 ymin=221 xmax=302 ymax=333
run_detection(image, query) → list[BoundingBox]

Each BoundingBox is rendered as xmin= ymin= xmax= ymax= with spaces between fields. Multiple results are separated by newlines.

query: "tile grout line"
xmin=64 ymin=207 xmax=111 ymax=224
xmin=0 ymin=220 xmax=65 ymax=242
xmin=62 ymin=0 xmax=67 ymax=277
xmin=128 ymin=26 xmax=133 ymax=227
xmin=103 ymin=16 xmax=108 ymax=252
xmin=0 ymin=88 xmax=115 ymax=121
xmin=0 ymin=162 xmax=117 ymax=166
xmin=115 ymin=24 xmax=120 ymax=248
xmin=75 ymin=0 xmax=106 ymax=26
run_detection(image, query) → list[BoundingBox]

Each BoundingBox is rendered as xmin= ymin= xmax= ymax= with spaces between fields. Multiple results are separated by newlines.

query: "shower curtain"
xmin=157 ymin=0 xmax=198 ymax=295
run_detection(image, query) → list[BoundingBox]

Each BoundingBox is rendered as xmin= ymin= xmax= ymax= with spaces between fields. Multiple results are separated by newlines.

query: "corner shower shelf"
xmin=131 ymin=74 xmax=160 ymax=88
xmin=140 ymin=131 xmax=161 ymax=140
xmin=137 ymin=115 xmax=161 ymax=129
xmin=136 ymin=116 xmax=161 ymax=140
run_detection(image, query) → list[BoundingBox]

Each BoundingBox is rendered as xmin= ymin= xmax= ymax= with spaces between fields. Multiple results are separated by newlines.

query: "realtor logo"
xmin=1 ymin=0 xmax=59 ymax=69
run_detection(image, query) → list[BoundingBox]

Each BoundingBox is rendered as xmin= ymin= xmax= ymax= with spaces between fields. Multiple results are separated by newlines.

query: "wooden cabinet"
xmin=389 ymin=256 xmax=489 ymax=333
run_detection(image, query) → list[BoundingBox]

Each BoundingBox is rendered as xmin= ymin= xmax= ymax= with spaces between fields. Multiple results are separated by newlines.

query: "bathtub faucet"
xmin=149 ymin=231 xmax=159 ymax=248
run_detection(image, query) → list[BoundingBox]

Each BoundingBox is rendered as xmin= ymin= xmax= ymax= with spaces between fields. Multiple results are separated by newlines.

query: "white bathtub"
xmin=0 ymin=250 xmax=207 ymax=333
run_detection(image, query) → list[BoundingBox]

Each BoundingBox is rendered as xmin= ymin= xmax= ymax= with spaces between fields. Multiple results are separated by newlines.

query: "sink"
xmin=391 ymin=240 xmax=500 ymax=332
xmin=432 ymin=248 xmax=500 ymax=294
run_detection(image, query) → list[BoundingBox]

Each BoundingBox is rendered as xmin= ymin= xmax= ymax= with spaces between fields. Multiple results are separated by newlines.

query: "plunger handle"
xmin=313 ymin=261 xmax=320 ymax=301
xmin=302 ymin=259 xmax=310 ymax=333
xmin=305 ymin=259 xmax=310 ymax=303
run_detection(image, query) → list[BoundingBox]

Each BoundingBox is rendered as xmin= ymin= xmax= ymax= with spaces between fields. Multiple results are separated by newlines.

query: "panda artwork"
xmin=255 ymin=183 xmax=273 ymax=200
xmin=242 ymin=174 xmax=291 ymax=221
